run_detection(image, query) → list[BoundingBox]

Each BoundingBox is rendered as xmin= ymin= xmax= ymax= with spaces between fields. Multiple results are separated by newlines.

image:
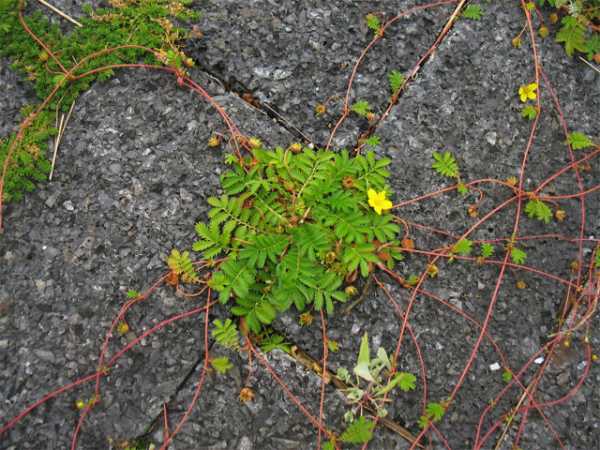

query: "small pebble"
xmin=556 ymin=371 xmax=570 ymax=386
xmin=489 ymin=362 xmax=501 ymax=371
xmin=237 ymin=436 xmax=253 ymax=450
xmin=34 ymin=349 xmax=55 ymax=363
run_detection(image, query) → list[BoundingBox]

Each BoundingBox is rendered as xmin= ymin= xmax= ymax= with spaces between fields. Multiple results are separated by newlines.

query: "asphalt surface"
xmin=1 ymin=1 xmax=599 ymax=449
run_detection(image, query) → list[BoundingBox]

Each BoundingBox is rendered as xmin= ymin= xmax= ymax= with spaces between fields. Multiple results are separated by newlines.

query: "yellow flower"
xmin=367 ymin=189 xmax=392 ymax=215
xmin=518 ymin=83 xmax=538 ymax=102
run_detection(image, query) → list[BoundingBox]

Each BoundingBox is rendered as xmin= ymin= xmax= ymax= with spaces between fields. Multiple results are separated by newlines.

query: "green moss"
xmin=0 ymin=107 xmax=57 ymax=202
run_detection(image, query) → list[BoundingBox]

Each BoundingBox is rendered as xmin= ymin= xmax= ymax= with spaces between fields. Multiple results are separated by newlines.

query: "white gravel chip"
xmin=489 ymin=362 xmax=501 ymax=371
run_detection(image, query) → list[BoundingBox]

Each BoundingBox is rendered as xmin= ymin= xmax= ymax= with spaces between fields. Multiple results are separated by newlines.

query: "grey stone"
xmin=237 ymin=436 xmax=253 ymax=450
xmin=33 ymin=349 xmax=55 ymax=364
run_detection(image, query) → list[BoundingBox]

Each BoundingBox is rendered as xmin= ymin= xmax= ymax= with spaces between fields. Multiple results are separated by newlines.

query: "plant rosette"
xmin=193 ymin=146 xmax=404 ymax=333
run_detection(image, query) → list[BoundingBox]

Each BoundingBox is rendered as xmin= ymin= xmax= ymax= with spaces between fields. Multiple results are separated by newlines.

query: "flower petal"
xmin=367 ymin=189 xmax=377 ymax=205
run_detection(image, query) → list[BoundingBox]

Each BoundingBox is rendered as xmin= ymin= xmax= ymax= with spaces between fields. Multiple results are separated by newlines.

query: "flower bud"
xmin=248 ymin=137 xmax=262 ymax=149
xmin=345 ymin=285 xmax=358 ymax=296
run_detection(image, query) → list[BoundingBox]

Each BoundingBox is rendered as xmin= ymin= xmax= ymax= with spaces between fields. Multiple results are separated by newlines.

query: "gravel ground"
xmin=1 ymin=1 xmax=599 ymax=449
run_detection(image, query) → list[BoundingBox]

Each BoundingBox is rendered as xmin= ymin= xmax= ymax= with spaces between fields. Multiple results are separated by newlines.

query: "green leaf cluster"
xmin=210 ymin=356 xmax=233 ymax=375
xmin=122 ymin=437 xmax=151 ymax=450
xmin=126 ymin=289 xmax=140 ymax=299
xmin=462 ymin=5 xmax=483 ymax=20
xmin=388 ymin=70 xmax=405 ymax=95
xmin=340 ymin=416 xmax=375 ymax=444
xmin=521 ymin=105 xmax=538 ymax=120
xmin=535 ymin=0 xmax=599 ymax=59
xmin=418 ymin=402 xmax=446 ymax=428
xmin=363 ymin=135 xmax=381 ymax=149
xmin=195 ymin=147 xmax=403 ymax=333
xmin=351 ymin=100 xmax=373 ymax=118
xmin=432 ymin=151 xmax=460 ymax=179
xmin=525 ymin=199 xmax=553 ymax=223
xmin=452 ymin=238 xmax=473 ymax=256
xmin=567 ymin=131 xmax=595 ymax=150
xmin=167 ymin=249 xmax=199 ymax=283
xmin=258 ymin=330 xmax=291 ymax=353
xmin=556 ymin=15 xmax=588 ymax=56
xmin=365 ymin=13 xmax=381 ymax=35
xmin=510 ymin=247 xmax=527 ymax=265
xmin=352 ymin=333 xmax=416 ymax=395
xmin=212 ymin=319 xmax=240 ymax=350
xmin=480 ymin=243 xmax=495 ymax=258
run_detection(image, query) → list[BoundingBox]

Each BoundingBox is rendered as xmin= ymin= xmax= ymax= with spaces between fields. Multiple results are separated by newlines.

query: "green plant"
xmin=194 ymin=146 xmax=403 ymax=333
xmin=510 ymin=246 xmax=527 ymax=265
xmin=365 ymin=13 xmax=382 ymax=36
xmin=351 ymin=100 xmax=373 ymax=118
xmin=525 ymin=199 xmax=553 ymax=223
xmin=363 ymin=135 xmax=381 ymax=150
xmin=126 ymin=289 xmax=140 ymax=299
xmin=452 ymin=238 xmax=473 ymax=256
xmin=567 ymin=131 xmax=595 ymax=149
xmin=339 ymin=415 xmax=376 ymax=444
xmin=210 ymin=356 xmax=233 ymax=375
xmin=387 ymin=70 xmax=405 ymax=95
xmin=556 ymin=14 xmax=589 ymax=55
xmin=418 ymin=401 xmax=446 ymax=428
xmin=480 ymin=243 xmax=495 ymax=258
xmin=166 ymin=249 xmax=199 ymax=284
xmin=432 ymin=151 xmax=460 ymax=179
xmin=0 ymin=0 xmax=197 ymax=104
xmin=462 ymin=4 xmax=483 ymax=20
xmin=521 ymin=104 xmax=538 ymax=120
xmin=257 ymin=330 xmax=291 ymax=353
xmin=336 ymin=333 xmax=416 ymax=419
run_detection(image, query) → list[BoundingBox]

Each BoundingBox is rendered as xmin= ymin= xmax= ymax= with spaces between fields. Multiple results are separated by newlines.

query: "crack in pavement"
xmin=131 ymin=341 xmax=214 ymax=443
xmin=185 ymin=1 xmax=469 ymax=153
xmin=190 ymin=59 xmax=322 ymax=148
